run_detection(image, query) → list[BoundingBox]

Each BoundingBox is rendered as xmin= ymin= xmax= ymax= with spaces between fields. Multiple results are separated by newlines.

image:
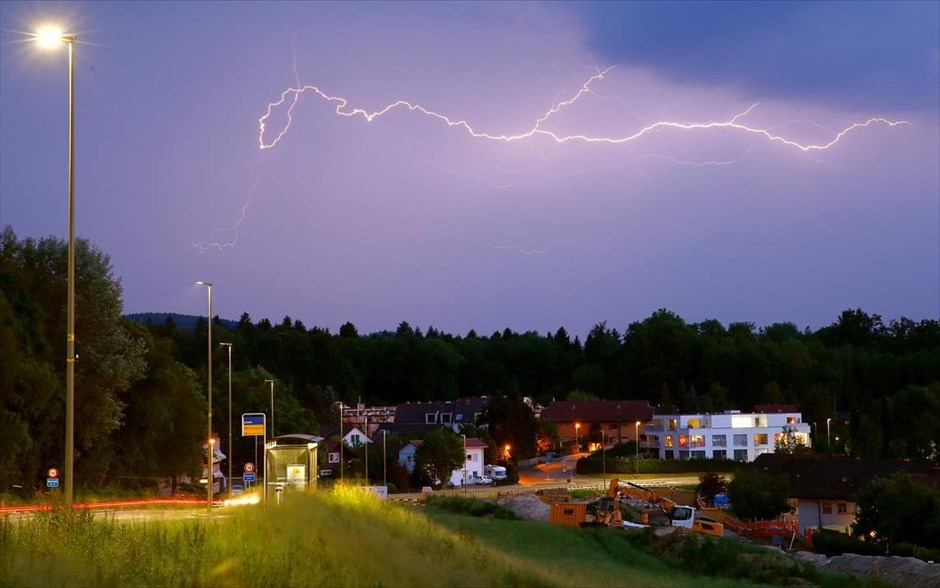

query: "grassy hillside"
xmin=0 ymin=489 xmax=882 ymax=587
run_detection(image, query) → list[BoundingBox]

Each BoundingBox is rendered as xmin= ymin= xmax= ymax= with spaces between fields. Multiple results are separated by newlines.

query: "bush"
xmin=812 ymin=529 xmax=940 ymax=562
xmin=576 ymin=455 xmax=738 ymax=475
xmin=425 ymin=496 xmax=520 ymax=520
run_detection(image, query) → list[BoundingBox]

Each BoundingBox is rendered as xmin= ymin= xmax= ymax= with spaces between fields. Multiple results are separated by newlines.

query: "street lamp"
xmin=635 ymin=421 xmax=641 ymax=476
xmin=601 ymin=430 xmax=606 ymax=484
xmin=826 ymin=418 xmax=832 ymax=447
xmin=383 ymin=430 xmax=388 ymax=489
xmin=195 ymin=281 xmax=213 ymax=511
xmin=220 ymin=342 xmax=233 ymax=498
xmin=35 ymin=25 xmax=77 ymax=509
xmin=575 ymin=423 xmax=581 ymax=451
xmin=265 ymin=379 xmax=275 ymax=438
xmin=461 ymin=434 xmax=467 ymax=489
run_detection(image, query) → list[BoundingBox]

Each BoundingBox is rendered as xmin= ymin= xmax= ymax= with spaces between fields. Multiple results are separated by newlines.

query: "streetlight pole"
xmin=461 ymin=434 xmax=467 ymax=490
xmin=220 ymin=342 xmax=233 ymax=498
xmin=195 ymin=281 xmax=213 ymax=511
xmin=575 ymin=423 xmax=580 ymax=452
xmin=339 ymin=403 xmax=344 ymax=481
xmin=601 ymin=430 xmax=606 ymax=485
xmin=826 ymin=418 xmax=832 ymax=448
xmin=265 ymin=379 xmax=275 ymax=438
xmin=35 ymin=26 xmax=77 ymax=510
xmin=364 ymin=413 xmax=369 ymax=485
xmin=383 ymin=430 xmax=387 ymax=489
xmin=635 ymin=421 xmax=640 ymax=476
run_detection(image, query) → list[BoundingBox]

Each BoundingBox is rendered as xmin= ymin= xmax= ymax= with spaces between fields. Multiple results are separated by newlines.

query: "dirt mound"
xmin=495 ymin=493 xmax=551 ymax=522
xmin=822 ymin=554 xmax=940 ymax=588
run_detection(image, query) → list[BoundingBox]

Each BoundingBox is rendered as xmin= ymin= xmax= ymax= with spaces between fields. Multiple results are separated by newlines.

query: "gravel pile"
xmin=822 ymin=554 xmax=940 ymax=588
xmin=495 ymin=493 xmax=551 ymax=522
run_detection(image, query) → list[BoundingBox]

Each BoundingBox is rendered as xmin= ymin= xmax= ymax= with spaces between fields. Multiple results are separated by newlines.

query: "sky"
xmin=1 ymin=1 xmax=938 ymax=338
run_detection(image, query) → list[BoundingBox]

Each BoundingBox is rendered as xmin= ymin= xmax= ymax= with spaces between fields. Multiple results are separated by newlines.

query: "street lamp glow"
xmin=35 ymin=26 xmax=68 ymax=48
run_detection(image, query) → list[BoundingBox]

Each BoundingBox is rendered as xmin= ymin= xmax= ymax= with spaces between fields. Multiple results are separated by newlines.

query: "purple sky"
xmin=1 ymin=1 xmax=938 ymax=337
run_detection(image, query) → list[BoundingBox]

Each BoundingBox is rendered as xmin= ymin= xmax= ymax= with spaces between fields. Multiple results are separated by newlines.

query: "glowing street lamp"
xmin=220 ymin=342 xmax=233 ymax=498
xmin=575 ymin=423 xmax=581 ymax=450
xmin=195 ymin=281 xmax=213 ymax=511
xmin=635 ymin=421 xmax=641 ymax=475
xmin=826 ymin=418 xmax=832 ymax=447
xmin=35 ymin=24 xmax=77 ymax=509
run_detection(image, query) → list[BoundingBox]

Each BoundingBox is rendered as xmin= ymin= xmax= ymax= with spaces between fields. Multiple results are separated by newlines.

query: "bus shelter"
xmin=264 ymin=434 xmax=322 ymax=501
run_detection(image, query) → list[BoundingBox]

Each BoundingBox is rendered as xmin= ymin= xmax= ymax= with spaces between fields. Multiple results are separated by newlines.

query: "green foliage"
xmin=413 ymin=429 xmax=464 ymax=487
xmin=852 ymin=471 xmax=940 ymax=547
xmin=727 ymin=468 xmax=791 ymax=521
xmin=426 ymin=495 xmax=520 ymax=519
xmin=812 ymin=529 xmax=940 ymax=562
xmin=696 ymin=472 xmax=728 ymax=503
xmin=477 ymin=395 xmax=539 ymax=461
xmin=577 ymin=454 xmax=738 ymax=475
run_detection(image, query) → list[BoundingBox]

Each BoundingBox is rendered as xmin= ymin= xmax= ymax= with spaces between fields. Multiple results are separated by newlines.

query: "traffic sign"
xmin=47 ymin=478 xmax=59 ymax=488
xmin=47 ymin=467 xmax=59 ymax=478
xmin=244 ymin=462 xmax=255 ymax=473
xmin=243 ymin=472 xmax=256 ymax=482
xmin=242 ymin=413 xmax=266 ymax=437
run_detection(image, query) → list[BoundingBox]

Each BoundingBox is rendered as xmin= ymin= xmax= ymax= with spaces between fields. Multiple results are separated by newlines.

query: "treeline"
xmin=1 ymin=227 xmax=938 ymax=492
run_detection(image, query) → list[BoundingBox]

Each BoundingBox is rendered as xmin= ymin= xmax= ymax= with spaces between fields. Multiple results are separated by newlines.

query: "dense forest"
xmin=2 ymin=227 xmax=938 ymax=491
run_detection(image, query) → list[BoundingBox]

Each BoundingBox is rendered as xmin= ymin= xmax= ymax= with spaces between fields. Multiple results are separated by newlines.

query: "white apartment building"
xmin=644 ymin=410 xmax=811 ymax=462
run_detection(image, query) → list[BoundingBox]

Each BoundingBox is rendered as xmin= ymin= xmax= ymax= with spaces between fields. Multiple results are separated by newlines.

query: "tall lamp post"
xmin=195 ymin=281 xmax=213 ymax=511
xmin=382 ymin=430 xmax=387 ymax=489
xmin=601 ymin=430 xmax=606 ymax=485
xmin=634 ymin=421 xmax=641 ymax=476
xmin=265 ymin=379 xmax=275 ymax=438
xmin=461 ymin=434 xmax=467 ymax=489
xmin=220 ymin=342 xmax=233 ymax=498
xmin=826 ymin=418 xmax=832 ymax=447
xmin=575 ymin=423 xmax=581 ymax=452
xmin=36 ymin=25 xmax=77 ymax=509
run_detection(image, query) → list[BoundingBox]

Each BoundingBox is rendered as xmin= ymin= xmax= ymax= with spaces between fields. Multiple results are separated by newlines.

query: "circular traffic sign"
xmin=48 ymin=467 xmax=59 ymax=478
xmin=244 ymin=462 xmax=255 ymax=473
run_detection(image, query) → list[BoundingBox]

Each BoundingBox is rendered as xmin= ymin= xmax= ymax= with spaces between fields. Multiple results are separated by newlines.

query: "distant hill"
xmin=125 ymin=312 xmax=238 ymax=331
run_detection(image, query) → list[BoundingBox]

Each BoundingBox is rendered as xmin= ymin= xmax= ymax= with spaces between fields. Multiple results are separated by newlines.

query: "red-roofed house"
xmin=539 ymin=400 xmax=654 ymax=448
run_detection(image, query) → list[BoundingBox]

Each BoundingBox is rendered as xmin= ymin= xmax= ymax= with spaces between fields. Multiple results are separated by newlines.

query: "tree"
xmin=774 ymin=425 xmax=808 ymax=454
xmin=727 ymin=468 xmax=791 ymax=521
xmin=413 ymin=429 xmax=464 ymax=487
xmin=697 ymin=472 xmax=728 ymax=505
xmin=477 ymin=395 xmax=538 ymax=461
xmin=853 ymin=472 xmax=940 ymax=547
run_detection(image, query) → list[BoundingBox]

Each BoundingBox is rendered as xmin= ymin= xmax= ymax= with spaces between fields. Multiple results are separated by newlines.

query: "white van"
xmin=484 ymin=464 xmax=507 ymax=481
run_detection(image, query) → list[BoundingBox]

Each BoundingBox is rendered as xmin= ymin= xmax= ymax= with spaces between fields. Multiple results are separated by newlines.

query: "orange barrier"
xmin=724 ymin=517 xmax=797 ymax=538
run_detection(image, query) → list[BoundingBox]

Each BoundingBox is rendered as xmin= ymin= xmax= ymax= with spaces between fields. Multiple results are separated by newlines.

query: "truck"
xmin=483 ymin=464 xmax=507 ymax=481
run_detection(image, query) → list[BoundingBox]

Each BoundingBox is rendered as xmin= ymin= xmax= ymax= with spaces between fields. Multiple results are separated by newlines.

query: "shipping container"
xmin=550 ymin=502 xmax=586 ymax=527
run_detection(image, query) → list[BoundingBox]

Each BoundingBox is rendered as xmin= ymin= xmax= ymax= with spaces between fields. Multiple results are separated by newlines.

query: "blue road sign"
xmin=243 ymin=472 xmax=256 ymax=482
xmin=47 ymin=478 xmax=59 ymax=488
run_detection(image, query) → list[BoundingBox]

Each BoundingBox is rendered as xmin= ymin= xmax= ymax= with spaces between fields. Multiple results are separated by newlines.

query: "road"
xmin=517 ymin=453 xmax=702 ymax=489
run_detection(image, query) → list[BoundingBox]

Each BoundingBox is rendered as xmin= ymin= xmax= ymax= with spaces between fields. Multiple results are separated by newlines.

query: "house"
xmin=319 ymin=424 xmax=372 ymax=448
xmin=399 ymin=436 xmax=488 ymax=486
xmin=201 ymin=436 xmax=227 ymax=494
xmin=539 ymin=400 xmax=654 ymax=448
xmin=394 ymin=397 xmax=490 ymax=432
xmin=753 ymin=454 xmax=937 ymax=534
xmin=644 ymin=409 xmax=811 ymax=462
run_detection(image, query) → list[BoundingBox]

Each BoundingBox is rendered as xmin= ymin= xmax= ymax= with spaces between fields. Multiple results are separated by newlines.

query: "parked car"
xmin=475 ymin=475 xmax=494 ymax=485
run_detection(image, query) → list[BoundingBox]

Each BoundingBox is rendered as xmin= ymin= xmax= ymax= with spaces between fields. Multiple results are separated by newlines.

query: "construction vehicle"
xmin=591 ymin=479 xmax=724 ymax=536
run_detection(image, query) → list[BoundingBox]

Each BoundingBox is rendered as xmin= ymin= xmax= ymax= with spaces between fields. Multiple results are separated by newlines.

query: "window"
xmin=733 ymin=434 xmax=747 ymax=447
xmin=609 ymin=423 xmax=618 ymax=430
xmin=664 ymin=435 xmax=674 ymax=448
xmin=678 ymin=435 xmax=689 ymax=448
xmin=686 ymin=418 xmax=702 ymax=429
xmin=713 ymin=450 xmax=727 ymax=459
xmin=690 ymin=435 xmax=706 ymax=448
xmin=733 ymin=449 xmax=748 ymax=460
xmin=425 ymin=413 xmax=436 ymax=424
xmin=822 ymin=503 xmax=832 ymax=515
xmin=712 ymin=435 xmax=726 ymax=447
xmin=837 ymin=503 xmax=847 ymax=514
xmin=328 ymin=452 xmax=339 ymax=464
xmin=350 ymin=434 xmax=361 ymax=445
xmin=668 ymin=418 xmax=678 ymax=431
xmin=466 ymin=454 xmax=472 ymax=462
xmin=787 ymin=417 xmax=797 ymax=424
xmin=691 ymin=451 xmax=706 ymax=459
xmin=441 ymin=413 xmax=452 ymax=424
xmin=753 ymin=434 xmax=769 ymax=446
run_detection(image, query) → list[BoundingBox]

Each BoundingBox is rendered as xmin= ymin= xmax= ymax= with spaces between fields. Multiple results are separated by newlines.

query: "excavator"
xmin=588 ymin=479 xmax=724 ymax=536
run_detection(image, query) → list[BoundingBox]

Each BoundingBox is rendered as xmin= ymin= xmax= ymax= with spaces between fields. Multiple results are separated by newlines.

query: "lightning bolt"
xmin=474 ymin=239 xmax=558 ymax=256
xmin=258 ymin=66 xmax=909 ymax=152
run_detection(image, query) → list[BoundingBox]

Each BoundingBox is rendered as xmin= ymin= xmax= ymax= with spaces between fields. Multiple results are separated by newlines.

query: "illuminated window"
xmin=668 ymin=419 xmax=678 ymax=431
xmin=690 ymin=435 xmax=706 ymax=448
xmin=787 ymin=417 xmax=797 ymax=424
xmin=753 ymin=434 xmax=768 ymax=445
xmin=678 ymin=435 xmax=689 ymax=448
xmin=686 ymin=418 xmax=702 ymax=429
xmin=664 ymin=435 xmax=674 ymax=448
